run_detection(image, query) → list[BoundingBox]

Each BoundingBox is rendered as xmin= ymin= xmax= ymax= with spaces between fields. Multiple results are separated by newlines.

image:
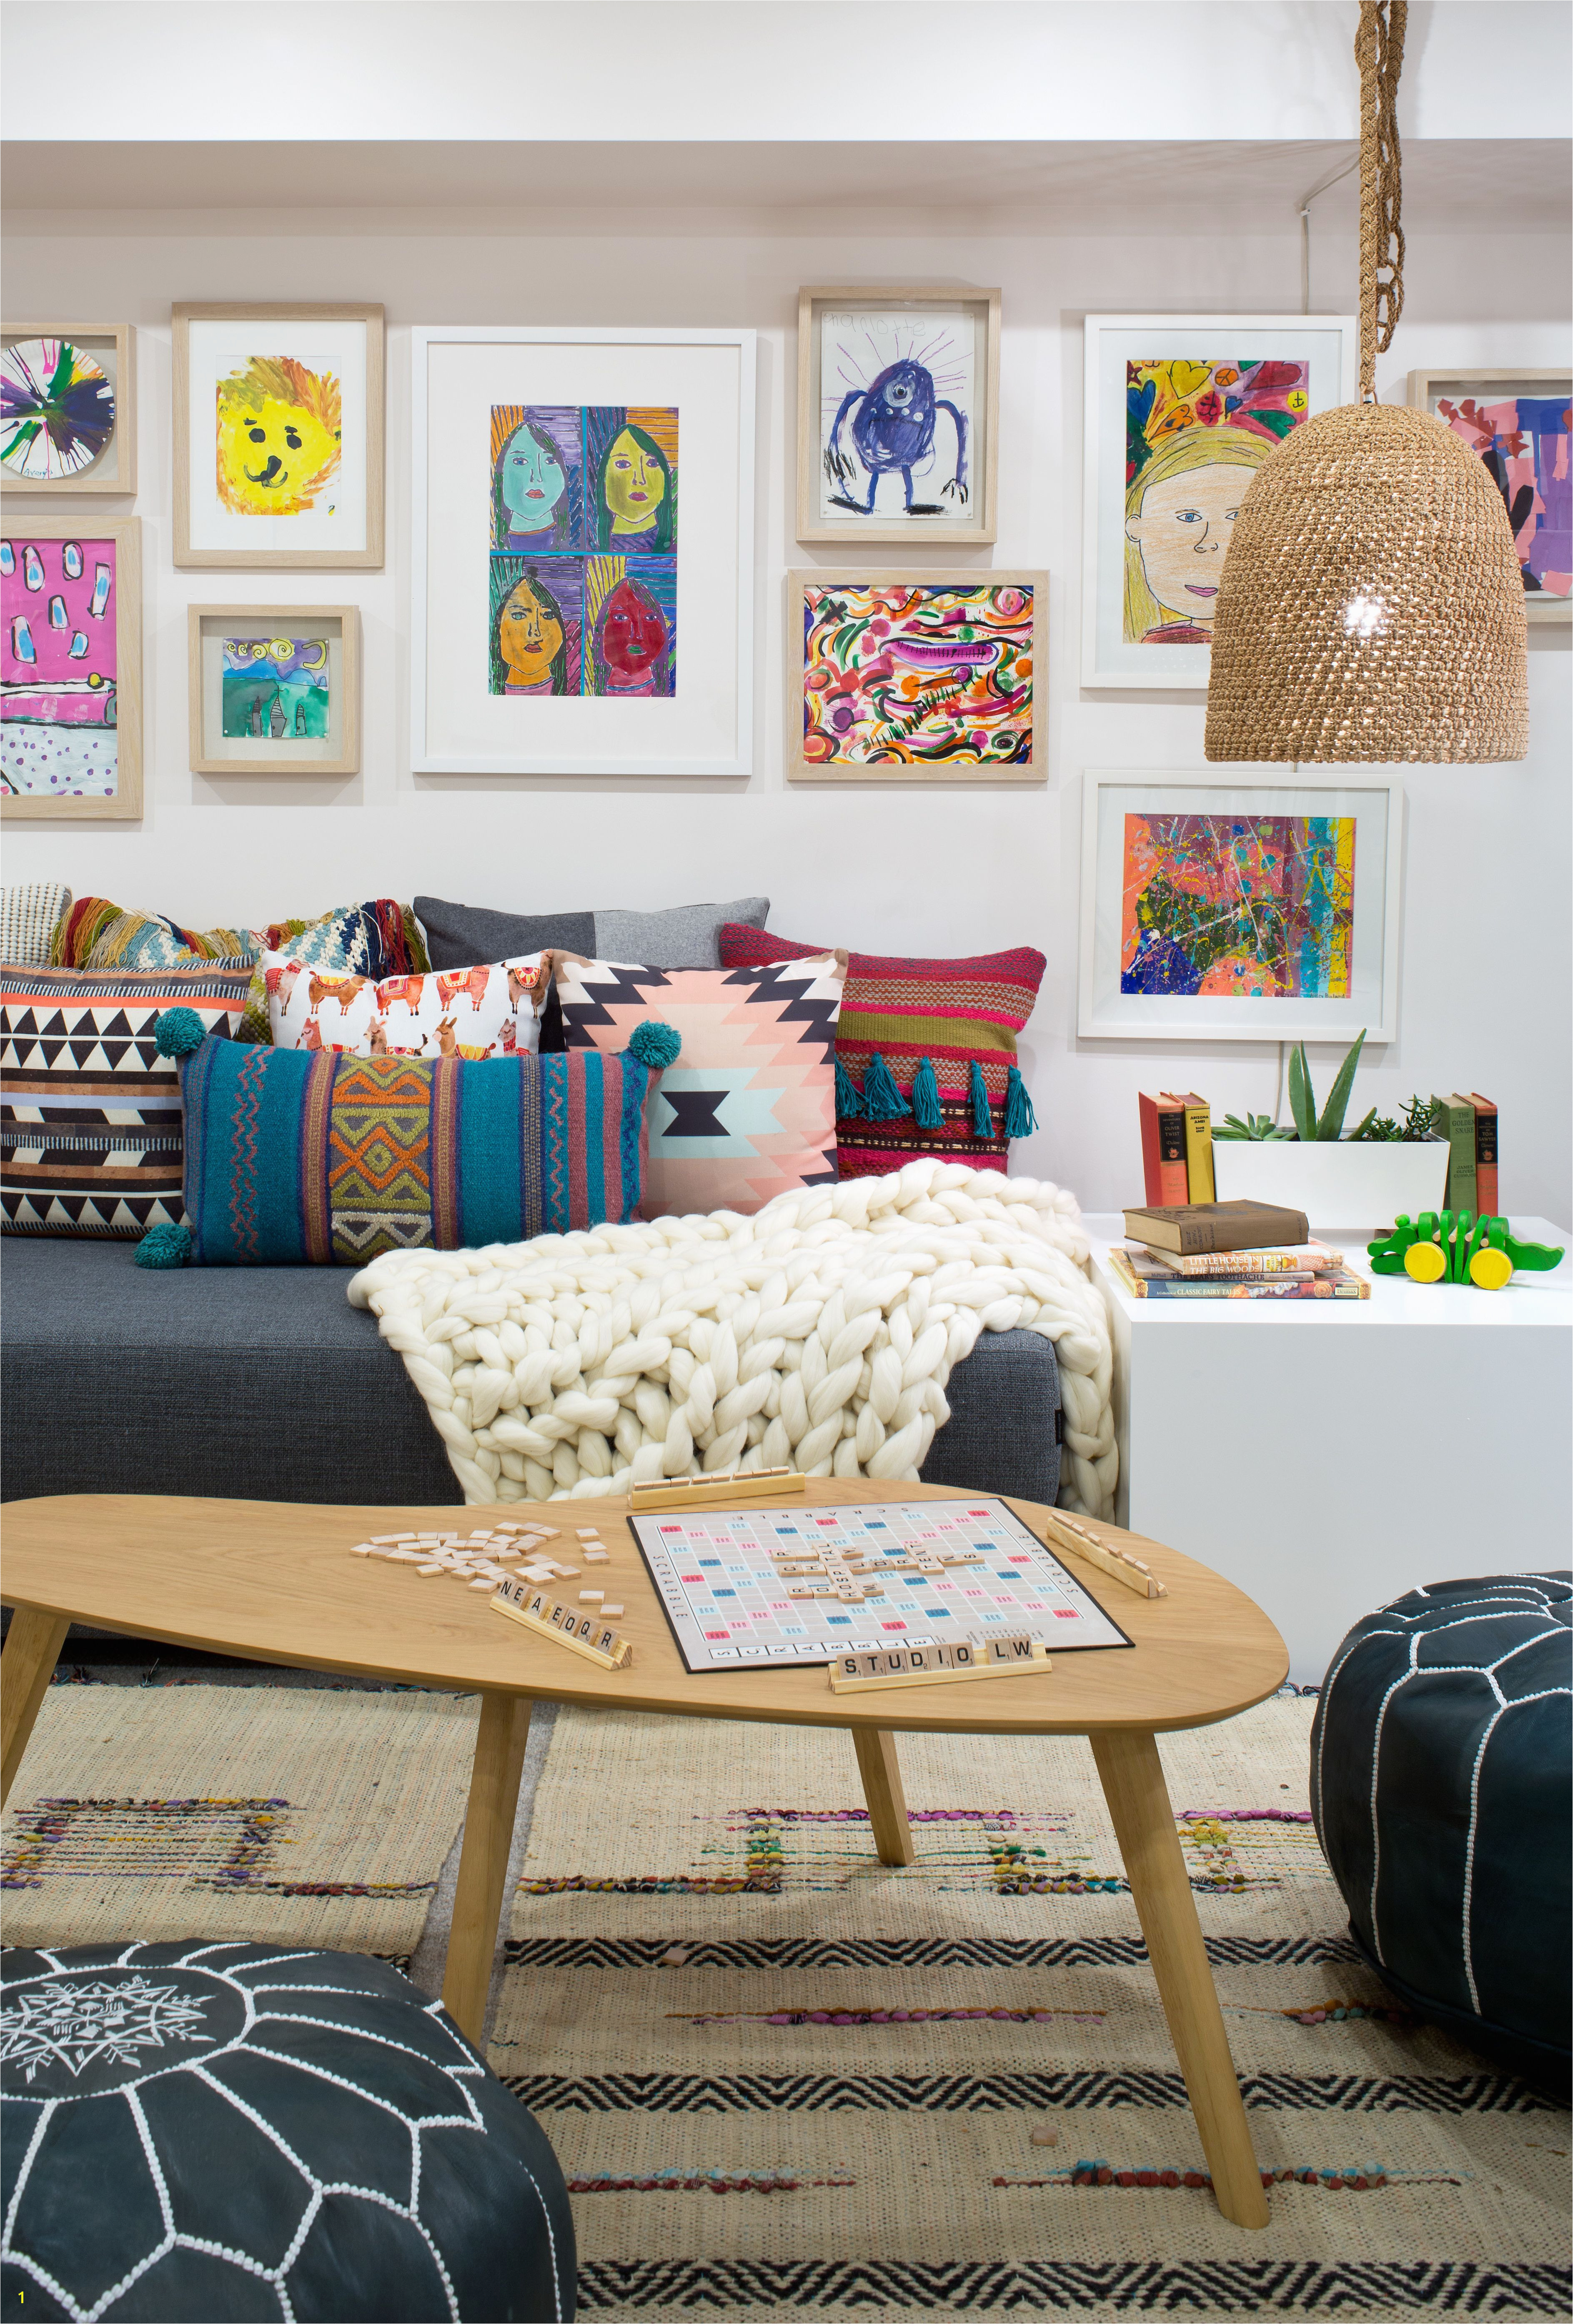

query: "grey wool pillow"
xmin=415 ymin=895 xmax=769 ymax=973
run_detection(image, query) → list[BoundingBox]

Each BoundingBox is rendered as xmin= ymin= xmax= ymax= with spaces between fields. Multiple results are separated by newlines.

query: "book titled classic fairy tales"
xmin=1121 ymin=1199 xmax=1310 ymax=1256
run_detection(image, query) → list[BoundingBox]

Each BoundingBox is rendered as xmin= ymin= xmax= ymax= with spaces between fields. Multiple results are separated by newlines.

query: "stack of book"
xmin=1110 ymin=1200 xmax=1371 ymax=1301
xmin=1432 ymin=1092 xmax=1499 ymax=1215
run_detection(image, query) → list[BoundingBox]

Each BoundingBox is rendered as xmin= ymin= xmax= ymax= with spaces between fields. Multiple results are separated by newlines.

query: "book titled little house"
xmin=1114 ymin=1201 xmax=1371 ymax=1300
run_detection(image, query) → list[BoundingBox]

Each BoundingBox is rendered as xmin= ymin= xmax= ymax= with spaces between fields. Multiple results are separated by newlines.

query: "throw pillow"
xmin=238 ymin=900 xmax=430 ymax=1043
xmin=416 ymin=894 xmax=770 ymax=972
xmin=0 ymin=883 xmax=71 ymax=966
xmin=171 ymin=1021 xmax=670 ymax=1263
xmin=0 ymin=961 xmax=253 ymax=1238
xmin=55 ymin=897 xmax=253 ymax=971
xmin=554 ymin=953 xmax=845 ymax=1217
xmin=261 ymin=949 xmax=547 ymax=1061
xmin=719 ymin=925 xmax=1046 ymax=1180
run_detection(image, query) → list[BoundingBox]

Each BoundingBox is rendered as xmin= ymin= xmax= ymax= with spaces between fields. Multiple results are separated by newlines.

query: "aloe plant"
xmin=1288 ymin=1030 xmax=1368 ymax=1141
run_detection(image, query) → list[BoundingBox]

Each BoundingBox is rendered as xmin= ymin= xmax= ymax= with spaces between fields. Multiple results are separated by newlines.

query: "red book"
xmin=1138 ymin=1092 xmax=1190 ymax=1206
xmin=1467 ymin=1092 xmax=1499 ymax=1216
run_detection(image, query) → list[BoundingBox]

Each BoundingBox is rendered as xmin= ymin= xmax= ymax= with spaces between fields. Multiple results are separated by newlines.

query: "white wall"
xmin=5 ymin=207 xmax=1570 ymax=1220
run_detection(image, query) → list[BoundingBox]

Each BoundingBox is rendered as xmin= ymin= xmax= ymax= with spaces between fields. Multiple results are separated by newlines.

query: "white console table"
xmin=1083 ymin=1215 xmax=1572 ymax=1684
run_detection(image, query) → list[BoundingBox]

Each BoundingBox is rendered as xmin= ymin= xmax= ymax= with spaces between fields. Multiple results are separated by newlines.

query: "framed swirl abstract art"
xmin=0 ymin=324 xmax=135 ymax=496
xmin=786 ymin=570 xmax=1045 ymax=784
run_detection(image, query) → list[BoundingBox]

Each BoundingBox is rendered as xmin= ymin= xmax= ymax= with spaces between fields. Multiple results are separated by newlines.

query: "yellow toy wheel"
xmin=1404 ymin=1242 xmax=1447 ymax=1283
xmin=1468 ymin=1246 xmax=1514 ymax=1290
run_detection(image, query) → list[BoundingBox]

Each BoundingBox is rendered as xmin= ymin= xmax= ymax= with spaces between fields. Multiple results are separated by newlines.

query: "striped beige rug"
xmin=2 ymin=1681 xmax=477 ymax=1956
xmin=493 ymin=1699 xmax=1570 ymax=2317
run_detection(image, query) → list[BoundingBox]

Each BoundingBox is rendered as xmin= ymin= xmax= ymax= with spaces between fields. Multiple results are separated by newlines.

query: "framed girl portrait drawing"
xmin=172 ymin=302 xmax=384 ymax=569
xmin=1081 ymin=314 xmax=1356 ymax=690
xmin=411 ymin=323 xmax=755 ymax=777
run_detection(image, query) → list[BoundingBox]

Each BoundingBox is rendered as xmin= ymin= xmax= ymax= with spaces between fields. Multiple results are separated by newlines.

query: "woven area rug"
xmin=492 ymin=1699 xmax=1570 ymax=2318
xmin=2 ymin=1681 xmax=476 ymax=1956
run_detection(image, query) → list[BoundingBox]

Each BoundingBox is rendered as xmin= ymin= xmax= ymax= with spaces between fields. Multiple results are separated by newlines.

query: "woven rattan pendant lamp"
xmin=1205 ymin=0 xmax=1528 ymax=763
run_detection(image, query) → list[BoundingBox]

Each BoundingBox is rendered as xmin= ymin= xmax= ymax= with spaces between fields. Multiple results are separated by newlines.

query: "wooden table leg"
xmin=2 ymin=1611 xmax=69 ymax=1808
xmin=851 ymin=1726 xmax=915 ymax=1866
xmin=1091 ymin=1728 xmax=1270 ymax=2231
xmin=442 ymin=1691 xmax=533 ymax=2049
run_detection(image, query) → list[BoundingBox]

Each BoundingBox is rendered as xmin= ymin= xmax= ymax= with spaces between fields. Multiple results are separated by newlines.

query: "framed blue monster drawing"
xmin=797 ymin=286 xmax=1000 ymax=546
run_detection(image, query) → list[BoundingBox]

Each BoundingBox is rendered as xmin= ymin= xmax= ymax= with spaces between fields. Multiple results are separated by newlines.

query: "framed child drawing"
xmin=2 ymin=518 xmax=142 ymax=820
xmin=1408 ymin=368 xmax=1571 ymax=623
xmin=1081 ymin=314 xmax=1356 ymax=689
xmin=172 ymin=302 xmax=384 ymax=569
xmin=1 ymin=323 xmax=135 ymax=495
xmin=410 ymin=323 xmax=755 ymax=777
xmin=188 ymin=606 xmax=361 ymax=777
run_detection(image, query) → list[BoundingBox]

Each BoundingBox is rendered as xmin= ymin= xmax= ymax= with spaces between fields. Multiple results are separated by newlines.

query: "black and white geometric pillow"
xmin=0 ymin=1942 xmax=576 ymax=2321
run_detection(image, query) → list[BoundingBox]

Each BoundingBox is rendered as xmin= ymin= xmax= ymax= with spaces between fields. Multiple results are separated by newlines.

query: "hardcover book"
xmin=1120 ymin=1241 xmax=1345 ymax=1278
xmin=1120 ymin=1199 xmax=1309 ymax=1256
xmin=1433 ymin=1096 xmax=1478 ymax=1216
xmin=1107 ymin=1249 xmax=1369 ymax=1300
xmin=1137 ymin=1092 xmax=1190 ymax=1206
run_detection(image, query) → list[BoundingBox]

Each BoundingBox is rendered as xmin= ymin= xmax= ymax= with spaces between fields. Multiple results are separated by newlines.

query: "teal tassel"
xmin=153 ymin=1007 xmax=206 ymax=1058
xmin=136 ymin=1222 xmax=192 ymax=1269
xmin=911 ymin=1056 xmax=943 ymax=1131
xmin=860 ymin=1051 xmax=911 ymax=1121
xmin=1004 ymin=1065 xmax=1038 ymax=1138
xmin=834 ymin=1056 xmax=864 ymax=1120
xmin=969 ymin=1060 xmax=993 ymax=1138
xmin=627 ymin=1018 xmax=681 ymax=1070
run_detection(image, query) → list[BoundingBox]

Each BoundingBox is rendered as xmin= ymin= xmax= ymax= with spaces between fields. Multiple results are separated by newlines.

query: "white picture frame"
xmin=1077 ymin=769 xmax=1404 ymax=1044
xmin=1081 ymin=313 xmax=1357 ymax=691
xmin=410 ymin=323 xmax=756 ymax=777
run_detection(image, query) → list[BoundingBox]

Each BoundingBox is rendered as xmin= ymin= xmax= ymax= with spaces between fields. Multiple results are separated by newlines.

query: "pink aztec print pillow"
xmin=554 ymin=952 xmax=846 ymax=1216
xmin=718 ymin=925 xmax=1044 ymax=1181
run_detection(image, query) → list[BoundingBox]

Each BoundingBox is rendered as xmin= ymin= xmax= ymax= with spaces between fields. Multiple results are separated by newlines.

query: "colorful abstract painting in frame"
xmin=787 ymin=570 xmax=1044 ymax=783
xmin=1078 ymin=772 xmax=1402 ymax=1043
xmin=1082 ymin=315 xmax=1357 ymax=688
xmin=0 ymin=324 xmax=135 ymax=495
xmin=1409 ymin=369 xmax=1571 ymax=624
xmin=2 ymin=519 xmax=142 ymax=821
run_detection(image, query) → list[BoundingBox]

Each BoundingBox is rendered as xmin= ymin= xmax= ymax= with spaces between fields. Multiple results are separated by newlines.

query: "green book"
xmin=1432 ymin=1095 xmax=1477 ymax=1215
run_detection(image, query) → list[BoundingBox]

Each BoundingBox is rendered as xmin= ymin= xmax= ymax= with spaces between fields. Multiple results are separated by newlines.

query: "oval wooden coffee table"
xmin=2 ymin=1482 xmax=1287 ymax=2227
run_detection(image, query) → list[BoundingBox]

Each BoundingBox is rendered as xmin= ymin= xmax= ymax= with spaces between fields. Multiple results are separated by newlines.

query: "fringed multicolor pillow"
xmin=718 ymin=926 xmax=1045 ymax=1180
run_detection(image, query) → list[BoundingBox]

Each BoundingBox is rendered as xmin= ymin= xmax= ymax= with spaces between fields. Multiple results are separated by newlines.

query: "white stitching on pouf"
xmin=348 ymin=1159 xmax=1118 ymax=1519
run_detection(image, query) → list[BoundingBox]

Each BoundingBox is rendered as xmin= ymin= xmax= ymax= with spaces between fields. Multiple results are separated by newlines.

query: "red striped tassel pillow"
xmin=718 ymin=926 xmax=1045 ymax=1180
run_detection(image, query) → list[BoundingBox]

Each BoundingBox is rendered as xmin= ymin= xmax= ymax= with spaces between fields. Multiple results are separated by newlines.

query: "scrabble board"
xmin=627 ymin=1496 xmax=1133 ymax=1675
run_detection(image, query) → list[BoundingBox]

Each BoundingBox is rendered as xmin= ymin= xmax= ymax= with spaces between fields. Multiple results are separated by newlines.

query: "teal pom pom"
xmin=860 ymin=1051 xmax=911 ymax=1122
xmin=833 ymin=1056 xmax=864 ymax=1121
xmin=153 ymin=1007 xmax=206 ymax=1059
xmin=135 ymin=1222 xmax=192 ymax=1269
xmin=1004 ymin=1064 xmax=1038 ymax=1138
xmin=910 ymin=1056 xmax=944 ymax=1131
xmin=628 ymin=1018 xmax=681 ymax=1071
xmin=969 ymin=1059 xmax=993 ymax=1138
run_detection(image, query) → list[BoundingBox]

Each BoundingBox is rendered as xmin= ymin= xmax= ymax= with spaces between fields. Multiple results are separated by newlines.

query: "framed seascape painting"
xmin=1 ymin=323 xmax=135 ymax=495
xmin=1081 ymin=313 xmax=1357 ymax=689
xmin=786 ymin=570 xmax=1044 ymax=783
xmin=1077 ymin=771 xmax=1403 ymax=1044
xmin=2 ymin=518 xmax=142 ymax=821
xmin=188 ymin=606 xmax=360 ymax=777
xmin=796 ymin=286 xmax=999 ymax=545
xmin=411 ymin=324 xmax=755 ymax=777
xmin=172 ymin=303 xmax=384 ymax=570
xmin=1409 ymin=368 xmax=1571 ymax=624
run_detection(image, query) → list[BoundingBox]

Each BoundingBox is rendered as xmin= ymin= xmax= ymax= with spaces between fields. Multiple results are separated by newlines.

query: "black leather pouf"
xmin=0 ymin=1943 xmax=575 ymax=2321
xmin=1310 ymin=1571 xmax=1572 ymax=2094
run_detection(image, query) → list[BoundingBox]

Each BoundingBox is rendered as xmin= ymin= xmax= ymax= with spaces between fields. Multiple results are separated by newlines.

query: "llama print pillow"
xmin=261 ymin=948 xmax=547 ymax=1060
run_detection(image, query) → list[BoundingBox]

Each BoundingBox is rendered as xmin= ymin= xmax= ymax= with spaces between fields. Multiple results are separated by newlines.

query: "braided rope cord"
xmin=1356 ymin=0 xmax=1407 ymax=399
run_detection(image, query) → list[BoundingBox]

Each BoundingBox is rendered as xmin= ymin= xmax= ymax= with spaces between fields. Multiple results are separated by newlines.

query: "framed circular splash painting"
xmin=0 ymin=324 xmax=135 ymax=495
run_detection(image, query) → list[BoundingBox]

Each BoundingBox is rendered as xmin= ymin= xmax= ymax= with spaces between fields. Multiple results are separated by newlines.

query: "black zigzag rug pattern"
xmin=490 ymin=1700 xmax=1570 ymax=2314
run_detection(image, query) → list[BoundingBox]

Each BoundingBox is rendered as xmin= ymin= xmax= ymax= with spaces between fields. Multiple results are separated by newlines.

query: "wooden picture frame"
xmin=2 ymin=517 xmax=142 ymax=821
xmin=785 ymin=568 xmax=1044 ymax=784
xmin=0 ymin=323 xmax=136 ymax=496
xmin=1408 ymin=367 xmax=1571 ymax=624
xmin=188 ymin=605 xmax=361 ymax=776
xmin=796 ymin=285 xmax=1000 ymax=545
xmin=172 ymin=301 xmax=384 ymax=570
xmin=1076 ymin=768 xmax=1404 ymax=1044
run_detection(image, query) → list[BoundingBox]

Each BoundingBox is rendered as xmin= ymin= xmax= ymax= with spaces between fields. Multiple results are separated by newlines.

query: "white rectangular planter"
xmin=1210 ymin=1138 xmax=1451 ymax=1231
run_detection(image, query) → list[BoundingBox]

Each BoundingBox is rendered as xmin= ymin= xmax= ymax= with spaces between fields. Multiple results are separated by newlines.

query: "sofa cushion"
xmin=0 ymin=882 xmax=71 ymax=966
xmin=416 ymin=893 xmax=769 ymax=973
xmin=260 ymin=948 xmax=547 ymax=1059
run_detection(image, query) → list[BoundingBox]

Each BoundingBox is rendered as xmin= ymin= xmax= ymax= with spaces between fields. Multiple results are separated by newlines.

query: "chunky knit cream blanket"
xmin=348 ymin=1161 xmax=1117 ymax=1518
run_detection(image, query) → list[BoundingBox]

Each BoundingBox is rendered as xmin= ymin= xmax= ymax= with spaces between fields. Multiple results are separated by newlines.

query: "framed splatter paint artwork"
xmin=0 ymin=323 xmax=135 ymax=495
xmin=411 ymin=325 xmax=754 ymax=777
xmin=796 ymin=286 xmax=1000 ymax=545
xmin=2 ymin=519 xmax=142 ymax=821
xmin=1082 ymin=314 xmax=1357 ymax=689
xmin=187 ymin=606 xmax=360 ymax=778
xmin=1409 ymin=369 xmax=1571 ymax=624
xmin=786 ymin=572 xmax=1044 ymax=783
xmin=172 ymin=303 xmax=383 ymax=569
xmin=1077 ymin=771 xmax=1403 ymax=1043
